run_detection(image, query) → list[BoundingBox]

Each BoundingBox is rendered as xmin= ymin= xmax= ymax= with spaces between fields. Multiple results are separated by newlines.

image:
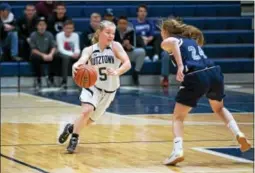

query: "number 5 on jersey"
xmin=99 ymin=67 xmax=107 ymax=81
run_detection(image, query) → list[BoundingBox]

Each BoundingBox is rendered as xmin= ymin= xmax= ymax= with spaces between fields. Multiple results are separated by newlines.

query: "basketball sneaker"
xmin=236 ymin=132 xmax=251 ymax=152
xmin=58 ymin=123 xmax=73 ymax=144
xmin=163 ymin=150 xmax=184 ymax=165
xmin=67 ymin=137 xmax=78 ymax=154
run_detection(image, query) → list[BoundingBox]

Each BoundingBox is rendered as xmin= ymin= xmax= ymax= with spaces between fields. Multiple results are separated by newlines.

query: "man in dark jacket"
xmin=0 ymin=3 xmax=18 ymax=61
xmin=17 ymin=4 xmax=37 ymax=61
xmin=103 ymin=8 xmax=118 ymax=25
xmin=80 ymin=12 xmax=101 ymax=48
xmin=81 ymin=12 xmax=121 ymax=49
xmin=0 ymin=18 xmax=7 ymax=42
xmin=47 ymin=2 xmax=69 ymax=37
xmin=116 ymin=16 xmax=145 ymax=85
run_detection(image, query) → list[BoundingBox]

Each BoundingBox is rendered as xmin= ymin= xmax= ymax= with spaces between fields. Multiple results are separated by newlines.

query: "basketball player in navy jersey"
xmin=160 ymin=18 xmax=251 ymax=165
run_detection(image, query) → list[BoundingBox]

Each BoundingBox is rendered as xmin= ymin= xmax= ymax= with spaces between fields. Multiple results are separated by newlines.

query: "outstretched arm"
xmin=109 ymin=41 xmax=131 ymax=76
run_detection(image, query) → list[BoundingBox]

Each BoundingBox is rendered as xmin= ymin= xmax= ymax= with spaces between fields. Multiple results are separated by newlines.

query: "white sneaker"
xmin=152 ymin=54 xmax=159 ymax=62
xmin=163 ymin=150 xmax=184 ymax=165
xmin=236 ymin=132 xmax=251 ymax=152
xmin=144 ymin=56 xmax=151 ymax=62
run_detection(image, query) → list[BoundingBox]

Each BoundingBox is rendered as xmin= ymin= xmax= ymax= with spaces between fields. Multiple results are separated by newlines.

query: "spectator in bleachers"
xmin=0 ymin=3 xmax=18 ymax=61
xmin=48 ymin=2 xmax=69 ymax=37
xmin=103 ymin=8 xmax=121 ymax=42
xmin=17 ymin=4 xmax=37 ymax=61
xmin=103 ymin=8 xmax=117 ymax=25
xmin=116 ymin=16 xmax=145 ymax=85
xmin=30 ymin=17 xmax=58 ymax=90
xmin=132 ymin=4 xmax=161 ymax=62
xmin=0 ymin=14 xmax=7 ymax=43
xmin=56 ymin=20 xmax=80 ymax=89
xmin=81 ymin=13 xmax=101 ymax=48
xmin=35 ymin=1 xmax=56 ymax=19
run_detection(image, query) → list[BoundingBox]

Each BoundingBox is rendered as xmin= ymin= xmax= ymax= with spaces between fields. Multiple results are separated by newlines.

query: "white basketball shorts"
xmin=79 ymin=86 xmax=116 ymax=121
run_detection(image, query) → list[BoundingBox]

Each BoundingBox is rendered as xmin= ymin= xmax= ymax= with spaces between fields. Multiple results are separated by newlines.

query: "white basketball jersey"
xmin=87 ymin=43 xmax=121 ymax=91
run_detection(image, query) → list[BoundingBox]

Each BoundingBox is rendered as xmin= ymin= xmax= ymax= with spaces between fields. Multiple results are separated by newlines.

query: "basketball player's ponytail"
xmin=160 ymin=17 xmax=204 ymax=46
xmin=182 ymin=25 xmax=204 ymax=46
xmin=91 ymin=20 xmax=116 ymax=44
xmin=92 ymin=29 xmax=100 ymax=44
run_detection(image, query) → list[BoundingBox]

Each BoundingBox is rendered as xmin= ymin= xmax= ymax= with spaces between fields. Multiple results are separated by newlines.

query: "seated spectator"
xmin=29 ymin=17 xmax=58 ymax=90
xmin=35 ymin=1 xmax=56 ymax=19
xmin=116 ymin=16 xmax=145 ymax=85
xmin=56 ymin=20 xmax=80 ymax=89
xmin=0 ymin=14 xmax=7 ymax=48
xmin=81 ymin=13 xmax=101 ymax=48
xmin=47 ymin=2 xmax=69 ymax=37
xmin=17 ymin=4 xmax=37 ymax=61
xmin=0 ymin=3 xmax=18 ymax=61
xmin=132 ymin=4 xmax=162 ymax=62
xmin=103 ymin=8 xmax=117 ymax=25
xmin=103 ymin=9 xmax=121 ymax=42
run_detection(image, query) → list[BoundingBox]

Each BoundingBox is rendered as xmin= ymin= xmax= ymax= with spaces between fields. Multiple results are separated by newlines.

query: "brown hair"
xmin=160 ymin=17 xmax=204 ymax=46
xmin=137 ymin=4 xmax=148 ymax=12
xmin=63 ymin=19 xmax=74 ymax=27
xmin=91 ymin=20 xmax=116 ymax=44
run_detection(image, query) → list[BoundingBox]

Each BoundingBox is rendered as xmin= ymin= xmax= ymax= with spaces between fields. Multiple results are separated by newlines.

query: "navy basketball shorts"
xmin=175 ymin=66 xmax=226 ymax=107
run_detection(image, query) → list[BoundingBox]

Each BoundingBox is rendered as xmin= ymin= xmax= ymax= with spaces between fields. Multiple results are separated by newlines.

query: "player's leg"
xmin=206 ymin=66 xmax=251 ymax=152
xmin=209 ymin=99 xmax=251 ymax=152
xmin=58 ymin=106 xmax=95 ymax=145
xmin=58 ymin=87 xmax=99 ymax=153
xmin=66 ymin=103 xmax=94 ymax=153
xmin=164 ymin=72 xmax=208 ymax=165
xmin=163 ymin=102 xmax=192 ymax=165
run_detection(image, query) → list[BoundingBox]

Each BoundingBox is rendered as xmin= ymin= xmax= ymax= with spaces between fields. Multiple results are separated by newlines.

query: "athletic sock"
xmin=227 ymin=120 xmax=241 ymax=136
xmin=173 ymin=137 xmax=183 ymax=152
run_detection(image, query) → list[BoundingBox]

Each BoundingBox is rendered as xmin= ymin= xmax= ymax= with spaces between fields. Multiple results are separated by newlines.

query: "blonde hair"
xmin=160 ymin=17 xmax=204 ymax=46
xmin=91 ymin=20 xmax=116 ymax=44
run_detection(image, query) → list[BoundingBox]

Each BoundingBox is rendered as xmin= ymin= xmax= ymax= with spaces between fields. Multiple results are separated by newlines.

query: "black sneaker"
xmin=58 ymin=123 xmax=72 ymax=144
xmin=67 ymin=137 xmax=78 ymax=154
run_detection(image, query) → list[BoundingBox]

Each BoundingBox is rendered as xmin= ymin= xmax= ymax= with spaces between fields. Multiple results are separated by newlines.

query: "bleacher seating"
xmin=1 ymin=1 xmax=254 ymax=77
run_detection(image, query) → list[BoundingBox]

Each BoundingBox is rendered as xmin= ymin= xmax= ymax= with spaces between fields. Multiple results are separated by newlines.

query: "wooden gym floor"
xmin=1 ymin=85 xmax=254 ymax=173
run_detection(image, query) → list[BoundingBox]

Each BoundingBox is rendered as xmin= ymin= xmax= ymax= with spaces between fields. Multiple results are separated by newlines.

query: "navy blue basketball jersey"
xmin=169 ymin=36 xmax=214 ymax=73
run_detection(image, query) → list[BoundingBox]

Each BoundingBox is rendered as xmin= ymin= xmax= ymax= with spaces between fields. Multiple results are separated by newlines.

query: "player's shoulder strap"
xmin=91 ymin=43 xmax=100 ymax=54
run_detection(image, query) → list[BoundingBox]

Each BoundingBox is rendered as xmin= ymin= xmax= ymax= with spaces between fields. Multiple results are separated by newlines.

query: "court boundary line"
xmin=1 ymin=138 xmax=253 ymax=147
xmin=192 ymin=147 xmax=254 ymax=163
xmin=1 ymin=153 xmax=49 ymax=173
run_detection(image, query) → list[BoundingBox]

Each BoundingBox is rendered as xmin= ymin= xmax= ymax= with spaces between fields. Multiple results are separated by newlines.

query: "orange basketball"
xmin=73 ymin=64 xmax=98 ymax=88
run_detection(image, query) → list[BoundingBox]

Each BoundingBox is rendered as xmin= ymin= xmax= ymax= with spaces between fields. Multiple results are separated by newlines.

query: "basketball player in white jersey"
xmin=58 ymin=20 xmax=131 ymax=153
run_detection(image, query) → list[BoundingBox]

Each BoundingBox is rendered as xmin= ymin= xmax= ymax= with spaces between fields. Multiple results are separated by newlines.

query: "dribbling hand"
xmin=72 ymin=63 xmax=80 ymax=77
xmin=176 ymin=66 xmax=184 ymax=82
